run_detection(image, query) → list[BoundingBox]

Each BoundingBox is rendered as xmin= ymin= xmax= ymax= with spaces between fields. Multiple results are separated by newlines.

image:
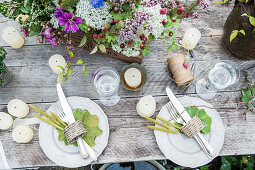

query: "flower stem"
xmin=156 ymin=116 xmax=181 ymax=129
xmin=148 ymin=126 xmax=179 ymax=134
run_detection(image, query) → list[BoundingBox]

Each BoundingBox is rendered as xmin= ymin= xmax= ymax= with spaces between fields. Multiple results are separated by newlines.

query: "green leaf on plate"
xmin=58 ymin=109 xmax=103 ymax=147
xmin=184 ymin=106 xmax=212 ymax=134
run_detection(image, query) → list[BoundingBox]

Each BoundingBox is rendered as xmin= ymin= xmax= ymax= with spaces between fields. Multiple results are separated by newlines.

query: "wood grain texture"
xmin=0 ymin=3 xmax=255 ymax=169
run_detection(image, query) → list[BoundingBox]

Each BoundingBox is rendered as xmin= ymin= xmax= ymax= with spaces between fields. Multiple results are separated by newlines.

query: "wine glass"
xmin=196 ymin=60 xmax=240 ymax=100
xmin=93 ymin=67 xmax=120 ymax=106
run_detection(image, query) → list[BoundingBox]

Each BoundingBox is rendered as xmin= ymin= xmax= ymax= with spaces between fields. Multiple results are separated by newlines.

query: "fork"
xmin=166 ymin=102 xmax=215 ymax=159
xmin=52 ymin=106 xmax=89 ymax=159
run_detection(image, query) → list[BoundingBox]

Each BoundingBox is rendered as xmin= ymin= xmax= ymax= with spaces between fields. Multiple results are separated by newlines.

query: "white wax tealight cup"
xmin=181 ymin=28 xmax=201 ymax=50
xmin=7 ymin=99 xmax=29 ymax=118
xmin=121 ymin=63 xmax=147 ymax=91
xmin=136 ymin=95 xmax=156 ymax=117
xmin=12 ymin=125 xmax=33 ymax=143
xmin=49 ymin=54 xmax=68 ymax=75
xmin=1 ymin=27 xmax=24 ymax=49
xmin=0 ymin=112 xmax=13 ymax=130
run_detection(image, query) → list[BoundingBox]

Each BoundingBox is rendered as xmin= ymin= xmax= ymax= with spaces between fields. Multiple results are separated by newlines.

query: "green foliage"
xmin=242 ymin=13 xmax=255 ymax=27
xmin=176 ymin=106 xmax=212 ymax=134
xmin=59 ymin=0 xmax=79 ymax=10
xmin=219 ymin=155 xmax=255 ymax=170
xmin=230 ymin=30 xmax=245 ymax=43
xmin=185 ymin=106 xmax=212 ymax=134
xmin=0 ymin=1 xmax=23 ymax=19
xmin=58 ymin=109 xmax=103 ymax=147
xmin=220 ymin=156 xmax=239 ymax=170
xmin=241 ymin=86 xmax=255 ymax=113
xmin=0 ymin=47 xmax=7 ymax=64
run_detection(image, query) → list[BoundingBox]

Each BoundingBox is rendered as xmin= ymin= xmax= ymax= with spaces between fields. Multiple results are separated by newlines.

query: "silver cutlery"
xmin=166 ymin=87 xmax=215 ymax=159
xmin=56 ymin=83 xmax=97 ymax=160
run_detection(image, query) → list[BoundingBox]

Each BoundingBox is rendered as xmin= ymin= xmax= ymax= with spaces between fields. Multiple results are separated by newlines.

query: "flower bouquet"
xmin=0 ymin=0 xmax=208 ymax=79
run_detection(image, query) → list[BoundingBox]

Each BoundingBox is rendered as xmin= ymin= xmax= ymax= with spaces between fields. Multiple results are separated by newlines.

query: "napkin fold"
xmin=0 ymin=140 xmax=10 ymax=169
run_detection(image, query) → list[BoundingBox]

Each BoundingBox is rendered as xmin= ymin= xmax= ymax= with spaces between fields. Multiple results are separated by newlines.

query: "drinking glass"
xmin=93 ymin=67 xmax=120 ymax=106
xmin=196 ymin=61 xmax=240 ymax=100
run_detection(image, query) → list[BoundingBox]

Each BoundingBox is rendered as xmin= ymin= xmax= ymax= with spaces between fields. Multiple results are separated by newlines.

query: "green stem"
xmin=148 ymin=126 xmax=179 ymax=134
xmin=49 ymin=111 xmax=68 ymax=127
xmin=29 ymin=104 xmax=58 ymax=125
xmin=32 ymin=113 xmax=64 ymax=131
xmin=144 ymin=116 xmax=171 ymax=129
xmin=156 ymin=116 xmax=181 ymax=130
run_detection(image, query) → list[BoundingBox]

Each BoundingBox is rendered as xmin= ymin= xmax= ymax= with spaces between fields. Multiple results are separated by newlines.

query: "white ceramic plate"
xmin=39 ymin=96 xmax=109 ymax=168
xmin=154 ymin=96 xmax=225 ymax=168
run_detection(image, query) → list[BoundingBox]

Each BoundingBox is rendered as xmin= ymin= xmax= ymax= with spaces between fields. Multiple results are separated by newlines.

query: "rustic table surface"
xmin=1 ymin=3 xmax=255 ymax=169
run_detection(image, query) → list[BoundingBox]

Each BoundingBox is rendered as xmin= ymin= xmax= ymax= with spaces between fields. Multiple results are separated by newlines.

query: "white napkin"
xmin=0 ymin=140 xmax=10 ymax=169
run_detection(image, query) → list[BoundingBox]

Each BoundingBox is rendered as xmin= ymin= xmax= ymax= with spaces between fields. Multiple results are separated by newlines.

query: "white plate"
xmin=39 ymin=96 xmax=109 ymax=168
xmin=154 ymin=96 xmax=225 ymax=168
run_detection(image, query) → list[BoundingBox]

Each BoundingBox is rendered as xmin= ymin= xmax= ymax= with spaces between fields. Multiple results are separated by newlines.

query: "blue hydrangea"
xmin=90 ymin=0 xmax=104 ymax=8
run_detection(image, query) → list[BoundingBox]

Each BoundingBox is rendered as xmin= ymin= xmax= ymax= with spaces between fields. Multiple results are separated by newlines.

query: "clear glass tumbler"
xmin=93 ymin=67 xmax=120 ymax=106
xmin=196 ymin=61 xmax=240 ymax=100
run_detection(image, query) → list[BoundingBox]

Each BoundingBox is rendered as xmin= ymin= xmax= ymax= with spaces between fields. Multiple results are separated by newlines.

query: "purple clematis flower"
xmin=54 ymin=7 xmax=65 ymax=19
xmin=90 ymin=0 xmax=104 ymax=8
xmin=41 ymin=28 xmax=57 ymax=47
xmin=58 ymin=13 xmax=83 ymax=33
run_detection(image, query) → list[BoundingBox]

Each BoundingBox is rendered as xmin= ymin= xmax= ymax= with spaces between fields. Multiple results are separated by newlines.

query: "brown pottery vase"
xmin=222 ymin=1 xmax=255 ymax=60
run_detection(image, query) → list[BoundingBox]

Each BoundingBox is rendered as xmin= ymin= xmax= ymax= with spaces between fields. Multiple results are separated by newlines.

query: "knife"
xmin=166 ymin=87 xmax=216 ymax=159
xmin=57 ymin=83 xmax=97 ymax=160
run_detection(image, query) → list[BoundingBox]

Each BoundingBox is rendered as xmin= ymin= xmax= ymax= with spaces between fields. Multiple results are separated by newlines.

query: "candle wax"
xmin=7 ymin=99 xmax=29 ymax=118
xmin=136 ymin=95 xmax=156 ymax=117
xmin=124 ymin=68 xmax=142 ymax=88
xmin=1 ymin=27 xmax=24 ymax=49
xmin=181 ymin=28 xmax=201 ymax=50
xmin=0 ymin=112 xmax=13 ymax=130
xmin=49 ymin=54 xmax=67 ymax=75
xmin=12 ymin=125 xmax=33 ymax=143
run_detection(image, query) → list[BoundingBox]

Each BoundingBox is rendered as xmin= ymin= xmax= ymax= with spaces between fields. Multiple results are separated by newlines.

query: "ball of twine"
xmin=167 ymin=53 xmax=194 ymax=86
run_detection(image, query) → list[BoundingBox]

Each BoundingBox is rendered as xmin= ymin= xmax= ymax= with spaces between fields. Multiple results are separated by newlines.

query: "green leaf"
xmin=142 ymin=50 xmax=147 ymax=56
xmin=239 ymin=29 xmax=245 ymax=35
xmin=242 ymin=13 xmax=249 ymax=17
xmin=64 ymin=68 xmax=72 ymax=81
xmin=29 ymin=23 xmax=41 ymax=37
xmin=249 ymin=16 xmax=255 ymax=26
xmin=69 ymin=51 xmax=74 ymax=59
xmin=83 ymin=65 xmax=88 ymax=78
xmin=76 ymin=59 xmax=84 ymax=65
xmin=57 ymin=73 xmax=63 ymax=84
xmin=58 ymin=66 xmax=65 ymax=71
xmin=220 ymin=156 xmax=238 ymax=170
xmin=185 ymin=107 xmax=212 ymax=134
xmin=230 ymin=30 xmax=239 ymax=43
xmin=78 ymin=35 xmax=87 ymax=47
xmin=241 ymin=86 xmax=255 ymax=113
xmin=99 ymin=44 xmax=106 ymax=53
xmin=200 ymin=165 xmax=209 ymax=170
xmin=90 ymin=46 xmax=98 ymax=54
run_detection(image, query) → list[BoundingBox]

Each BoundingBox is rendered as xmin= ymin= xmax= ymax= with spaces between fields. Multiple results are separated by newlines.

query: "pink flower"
xmin=58 ymin=13 xmax=83 ymax=33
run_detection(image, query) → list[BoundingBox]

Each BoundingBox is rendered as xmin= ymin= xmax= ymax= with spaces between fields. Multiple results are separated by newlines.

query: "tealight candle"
xmin=49 ymin=54 xmax=67 ymax=75
xmin=12 ymin=125 xmax=33 ymax=143
xmin=7 ymin=99 xmax=29 ymax=118
xmin=136 ymin=95 xmax=156 ymax=117
xmin=1 ymin=27 xmax=24 ymax=49
xmin=124 ymin=68 xmax=142 ymax=88
xmin=0 ymin=112 xmax=13 ymax=130
xmin=181 ymin=28 xmax=201 ymax=50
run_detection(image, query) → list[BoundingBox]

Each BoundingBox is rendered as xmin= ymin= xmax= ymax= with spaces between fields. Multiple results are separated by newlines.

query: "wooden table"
xmin=1 ymin=4 xmax=255 ymax=169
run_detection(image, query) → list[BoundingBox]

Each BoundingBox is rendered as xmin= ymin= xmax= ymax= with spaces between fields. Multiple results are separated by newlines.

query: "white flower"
xmin=50 ymin=14 xmax=59 ymax=29
xmin=75 ymin=0 xmax=113 ymax=30
xmin=143 ymin=4 xmax=167 ymax=39
xmin=111 ymin=36 xmax=140 ymax=57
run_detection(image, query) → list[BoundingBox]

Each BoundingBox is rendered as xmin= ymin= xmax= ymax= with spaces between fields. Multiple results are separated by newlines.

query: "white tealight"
xmin=1 ymin=27 xmax=24 ymax=49
xmin=181 ymin=28 xmax=201 ymax=50
xmin=49 ymin=54 xmax=67 ymax=75
xmin=12 ymin=125 xmax=33 ymax=143
xmin=124 ymin=68 xmax=142 ymax=88
xmin=7 ymin=99 xmax=29 ymax=118
xmin=136 ymin=95 xmax=156 ymax=117
xmin=0 ymin=112 xmax=13 ymax=130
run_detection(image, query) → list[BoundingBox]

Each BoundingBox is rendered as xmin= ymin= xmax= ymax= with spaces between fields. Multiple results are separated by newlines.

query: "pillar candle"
xmin=7 ymin=99 xmax=29 ymax=118
xmin=0 ymin=112 xmax=13 ymax=130
xmin=49 ymin=54 xmax=67 ymax=75
xmin=1 ymin=27 xmax=24 ymax=49
xmin=136 ymin=95 xmax=156 ymax=117
xmin=181 ymin=28 xmax=201 ymax=50
xmin=124 ymin=68 xmax=142 ymax=88
xmin=12 ymin=125 xmax=33 ymax=143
